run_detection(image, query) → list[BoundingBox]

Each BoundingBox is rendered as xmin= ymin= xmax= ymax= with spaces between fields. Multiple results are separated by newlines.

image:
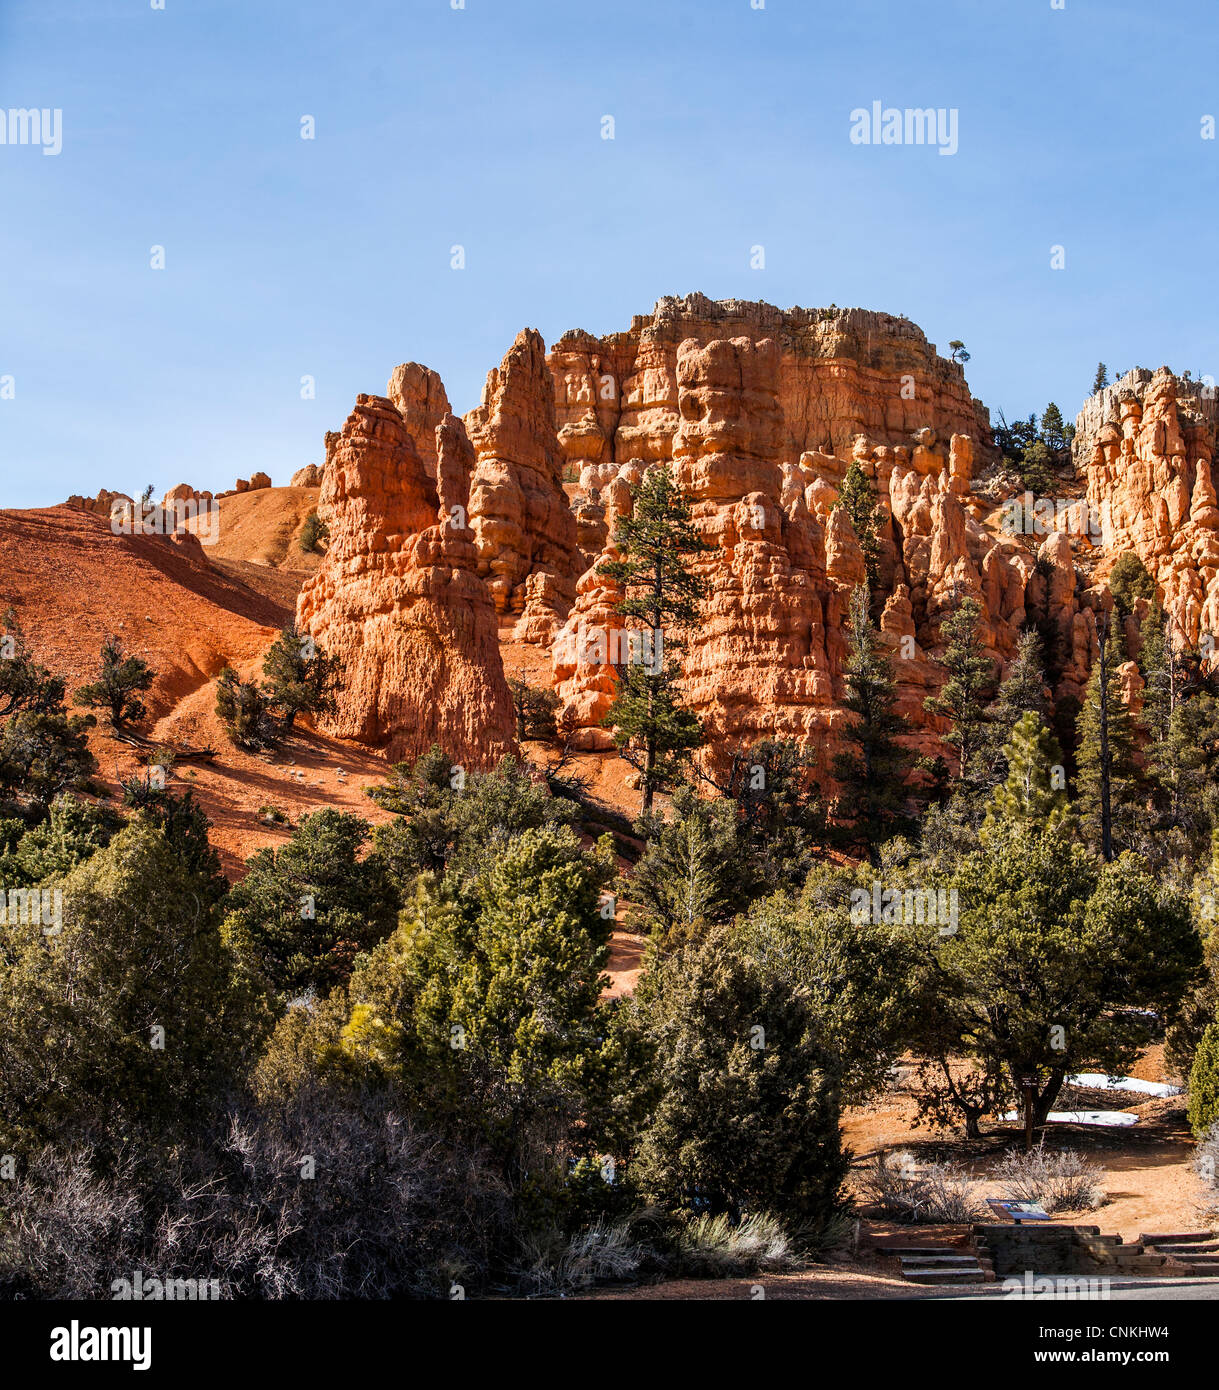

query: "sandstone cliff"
xmin=464 ymin=329 xmax=581 ymax=642
xmin=548 ymin=300 xmax=1054 ymax=772
xmin=548 ymin=292 xmax=994 ymax=498
xmin=296 ymin=393 xmax=515 ymax=767
xmin=1077 ymin=367 xmax=1219 ymax=654
xmin=280 ymin=296 xmax=1218 ymax=785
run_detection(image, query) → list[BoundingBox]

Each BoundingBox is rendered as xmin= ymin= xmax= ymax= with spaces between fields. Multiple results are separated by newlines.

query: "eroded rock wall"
xmin=296 ymin=393 xmax=515 ymax=767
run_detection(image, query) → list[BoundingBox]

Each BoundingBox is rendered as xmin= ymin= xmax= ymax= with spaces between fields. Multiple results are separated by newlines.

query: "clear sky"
xmin=1 ymin=0 xmax=1216 ymax=508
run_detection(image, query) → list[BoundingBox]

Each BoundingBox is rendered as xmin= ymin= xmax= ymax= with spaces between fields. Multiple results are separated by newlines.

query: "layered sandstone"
xmin=387 ymin=362 xmax=451 ymax=482
xmin=548 ymin=293 xmax=994 ymax=494
xmin=296 ymin=393 xmax=515 ymax=767
xmin=464 ymin=329 xmax=580 ymax=641
xmin=1077 ymin=367 xmax=1219 ymax=656
xmin=550 ymin=310 xmax=1069 ymax=771
xmin=283 ymin=296 xmax=1209 ymax=782
xmin=668 ymin=335 xmax=845 ymax=763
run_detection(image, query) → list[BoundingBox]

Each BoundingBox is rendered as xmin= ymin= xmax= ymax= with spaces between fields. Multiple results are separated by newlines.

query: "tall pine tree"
xmin=1041 ymin=402 xmax=1067 ymax=453
xmin=924 ymin=595 xmax=995 ymax=789
xmin=984 ymin=629 xmax=1049 ymax=774
xmin=600 ymin=465 xmax=712 ymax=815
xmin=981 ymin=710 xmax=1070 ymax=842
xmin=1138 ymin=599 xmax=1175 ymax=743
xmin=1076 ymin=614 xmax=1139 ymax=861
xmin=832 ymin=585 xmax=913 ymax=864
xmin=833 ymin=459 xmax=880 ymax=590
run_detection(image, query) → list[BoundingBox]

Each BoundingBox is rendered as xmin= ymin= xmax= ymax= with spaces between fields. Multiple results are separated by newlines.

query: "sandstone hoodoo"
xmin=275 ymin=297 xmax=1217 ymax=786
xmin=547 ymin=297 xmax=1093 ymax=773
xmin=465 ymin=328 xmax=581 ymax=642
xmin=387 ymin=361 xmax=452 ymax=483
xmin=296 ymin=392 xmax=515 ymax=768
xmin=1077 ymin=367 xmax=1219 ymax=654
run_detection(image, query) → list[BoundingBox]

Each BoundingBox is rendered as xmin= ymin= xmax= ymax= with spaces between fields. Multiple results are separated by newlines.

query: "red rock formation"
xmin=549 ymin=293 xmax=994 ymax=493
xmin=387 ymin=362 xmax=451 ymax=481
xmin=65 ymin=488 xmax=134 ymax=519
xmin=465 ymin=329 xmax=580 ymax=641
xmin=296 ymin=393 xmax=515 ymax=767
xmin=290 ymin=464 xmax=323 ymax=487
xmin=668 ymin=335 xmax=845 ymax=765
xmin=551 ymin=311 xmax=1052 ymax=772
xmin=1078 ymin=367 xmax=1219 ymax=659
xmin=284 ymin=298 xmax=1207 ymax=788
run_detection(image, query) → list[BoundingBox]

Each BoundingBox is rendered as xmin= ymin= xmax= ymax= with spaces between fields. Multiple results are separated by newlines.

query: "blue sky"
xmin=1 ymin=0 xmax=1215 ymax=507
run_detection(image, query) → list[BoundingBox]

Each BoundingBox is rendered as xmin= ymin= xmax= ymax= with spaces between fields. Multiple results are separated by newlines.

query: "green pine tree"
xmin=1137 ymin=599 xmax=1173 ymax=742
xmin=981 ymin=711 xmax=1070 ymax=841
xmin=1109 ymin=551 xmax=1156 ymax=617
xmin=924 ymin=595 xmax=995 ymax=788
xmin=626 ymin=786 xmax=743 ymax=950
xmin=1076 ymin=617 xmax=1139 ymax=862
xmin=833 ymin=459 xmax=880 ymax=589
xmin=73 ymin=636 xmax=156 ymax=729
xmin=1149 ymin=693 xmax=1219 ymax=856
xmin=1041 ymin=402 xmax=1067 ymax=453
xmin=984 ymin=629 xmax=1049 ymax=772
xmin=1187 ymin=1020 xmax=1219 ymax=1138
xmin=261 ymin=624 xmax=340 ymax=730
xmin=1093 ymin=363 xmax=1110 ymax=394
xmin=599 ymin=465 xmax=712 ymax=814
xmin=215 ymin=667 xmax=278 ymax=750
xmin=832 ymin=585 xmax=914 ymax=864
xmin=298 ymin=510 xmax=328 ymax=554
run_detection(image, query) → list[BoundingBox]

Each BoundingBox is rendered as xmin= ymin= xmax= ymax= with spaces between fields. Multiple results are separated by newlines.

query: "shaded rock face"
xmin=464 ymin=329 xmax=580 ymax=642
xmin=1078 ymin=367 xmax=1219 ymax=652
xmin=296 ymin=393 xmax=515 ymax=768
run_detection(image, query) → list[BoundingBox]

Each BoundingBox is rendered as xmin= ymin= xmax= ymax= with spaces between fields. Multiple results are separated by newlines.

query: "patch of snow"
xmin=1002 ymin=1110 xmax=1138 ymax=1127
xmin=1067 ymin=1073 xmax=1182 ymax=1097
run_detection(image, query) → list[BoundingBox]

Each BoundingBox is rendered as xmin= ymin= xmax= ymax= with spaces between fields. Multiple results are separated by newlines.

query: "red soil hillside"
xmin=0 ymin=506 xmax=396 ymax=876
xmin=186 ymin=485 xmax=323 ymax=573
xmin=0 ymin=506 xmax=283 ymax=712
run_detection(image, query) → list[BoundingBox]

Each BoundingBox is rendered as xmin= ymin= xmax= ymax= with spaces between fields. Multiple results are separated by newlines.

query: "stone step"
xmin=1140 ymin=1231 xmax=1216 ymax=1245
xmin=1170 ymin=1264 xmax=1219 ymax=1278
xmin=1153 ymin=1242 xmax=1219 ymax=1256
xmin=902 ymin=1265 xmax=990 ymax=1285
xmin=1161 ymin=1252 xmax=1219 ymax=1265
xmin=878 ymin=1246 xmax=968 ymax=1258
xmin=898 ymin=1253 xmax=981 ymax=1267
